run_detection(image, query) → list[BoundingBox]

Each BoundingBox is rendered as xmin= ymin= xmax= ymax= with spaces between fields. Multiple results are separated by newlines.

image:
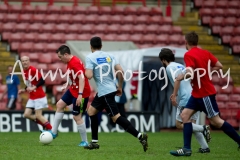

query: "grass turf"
xmin=0 ymin=131 xmax=239 ymax=160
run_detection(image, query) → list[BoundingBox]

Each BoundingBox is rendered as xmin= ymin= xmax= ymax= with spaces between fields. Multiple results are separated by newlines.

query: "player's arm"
xmin=115 ymin=64 xmax=124 ymax=96
xmin=85 ymin=56 xmax=94 ymax=79
xmin=26 ymin=77 xmax=45 ymax=92
xmin=211 ymin=61 xmax=222 ymax=71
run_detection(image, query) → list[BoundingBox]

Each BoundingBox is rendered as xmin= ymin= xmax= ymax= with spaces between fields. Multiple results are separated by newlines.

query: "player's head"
xmin=90 ymin=36 xmax=102 ymax=52
xmin=20 ymin=56 xmax=30 ymax=69
xmin=158 ymin=48 xmax=175 ymax=68
xmin=7 ymin=65 xmax=13 ymax=74
xmin=185 ymin=31 xmax=198 ymax=50
xmin=56 ymin=45 xmax=71 ymax=64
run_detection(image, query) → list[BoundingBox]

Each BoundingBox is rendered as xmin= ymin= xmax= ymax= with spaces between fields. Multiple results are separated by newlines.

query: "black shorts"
xmin=91 ymin=92 xmax=119 ymax=117
xmin=61 ymin=89 xmax=89 ymax=115
xmin=7 ymin=98 xmax=17 ymax=110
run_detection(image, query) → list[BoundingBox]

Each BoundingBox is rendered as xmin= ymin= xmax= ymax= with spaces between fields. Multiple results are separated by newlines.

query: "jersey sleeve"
xmin=85 ymin=56 xmax=94 ymax=70
xmin=208 ymin=51 xmax=218 ymax=67
xmin=184 ymin=53 xmax=195 ymax=69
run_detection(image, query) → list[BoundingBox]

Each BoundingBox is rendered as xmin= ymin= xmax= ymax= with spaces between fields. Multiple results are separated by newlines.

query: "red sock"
xmin=35 ymin=118 xmax=44 ymax=126
xmin=43 ymin=121 xmax=52 ymax=130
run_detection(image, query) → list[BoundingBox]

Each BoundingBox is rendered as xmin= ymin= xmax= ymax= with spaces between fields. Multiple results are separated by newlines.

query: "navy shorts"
xmin=185 ymin=94 xmax=219 ymax=118
xmin=61 ymin=89 xmax=89 ymax=116
xmin=91 ymin=92 xmax=119 ymax=117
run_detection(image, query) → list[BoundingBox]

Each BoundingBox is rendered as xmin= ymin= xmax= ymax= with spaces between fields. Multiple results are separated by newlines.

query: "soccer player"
xmin=44 ymin=45 xmax=91 ymax=147
xmin=0 ymin=65 xmax=20 ymax=110
xmin=159 ymin=48 xmax=211 ymax=153
xmin=170 ymin=31 xmax=240 ymax=156
xmin=18 ymin=56 xmax=52 ymax=130
xmin=84 ymin=36 xmax=148 ymax=152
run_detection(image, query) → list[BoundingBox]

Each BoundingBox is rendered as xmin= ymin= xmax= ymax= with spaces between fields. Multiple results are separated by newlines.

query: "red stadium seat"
xmin=233 ymin=27 xmax=240 ymax=35
xmin=155 ymin=34 xmax=169 ymax=44
xmin=211 ymin=74 xmax=220 ymax=84
xmin=81 ymin=24 xmax=93 ymax=33
xmin=232 ymin=45 xmax=240 ymax=54
xmin=67 ymin=24 xmax=81 ymax=34
xmin=50 ymin=33 xmax=65 ymax=43
xmin=99 ymin=6 xmax=111 ymax=15
xmin=98 ymin=15 xmax=110 ymax=24
xmin=124 ymin=6 xmax=137 ymax=15
xmin=158 ymin=25 xmax=171 ymax=34
xmin=18 ymin=42 xmax=34 ymax=52
xmin=10 ymin=42 xmax=20 ymax=51
xmin=9 ymin=5 xmax=21 ymax=13
xmin=213 ymin=8 xmax=225 ymax=17
xmin=23 ymin=33 xmax=36 ymax=43
xmin=35 ymin=5 xmax=47 ymax=14
xmin=228 ymin=0 xmax=240 ymax=9
xmin=85 ymin=14 xmax=98 ymax=24
xmin=199 ymin=8 xmax=212 ymax=17
xmin=38 ymin=54 xmax=52 ymax=64
xmin=0 ymin=4 xmax=9 ymax=13
xmin=129 ymin=34 xmax=143 ymax=44
xmin=61 ymin=6 xmax=74 ymax=14
xmin=41 ymin=23 xmax=56 ymax=33
xmin=202 ymin=0 xmax=215 ymax=8
xmin=223 ymin=17 xmax=237 ymax=27
xmin=5 ymin=13 xmax=19 ymax=23
xmin=76 ymin=33 xmax=91 ymax=41
xmin=46 ymin=43 xmax=61 ymax=52
xmin=171 ymin=26 xmax=182 ymax=34
xmin=229 ymin=94 xmax=240 ymax=102
xmin=226 ymin=102 xmax=240 ymax=109
xmin=150 ymin=7 xmax=163 ymax=16
xmin=122 ymin=15 xmax=136 ymax=24
xmin=219 ymin=76 xmax=233 ymax=86
xmin=132 ymin=24 xmax=146 ymax=34
xmin=220 ymin=26 xmax=234 ymax=36
xmin=111 ymin=6 xmax=124 ymax=15
xmin=9 ymin=33 xmax=23 ymax=42
xmin=222 ymin=35 xmax=232 ymax=44
xmin=47 ymin=5 xmax=61 ymax=14
xmin=216 ymin=94 xmax=229 ymax=102
xmin=219 ymin=85 xmax=233 ymax=94
xmin=217 ymin=102 xmax=225 ymax=109
xmin=201 ymin=16 xmax=211 ymax=25
xmin=22 ymin=5 xmax=35 ymax=14
xmin=0 ymin=85 xmax=7 ymax=93
xmin=210 ymin=17 xmax=224 ymax=27
xmin=87 ymin=6 xmax=99 ymax=15
xmin=32 ymin=14 xmax=45 ymax=23
xmin=142 ymin=34 xmax=156 ymax=44
xmin=119 ymin=24 xmax=133 ymax=34
xmin=102 ymin=34 xmax=117 ymax=41
xmin=219 ymin=108 xmax=231 ymax=120
xmin=162 ymin=17 xmax=172 ymax=25
xmin=51 ymin=53 xmax=60 ymax=62
xmin=14 ymin=23 xmax=29 ymax=32
xmin=211 ymin=25 xmax=222 ymax=35
xmin=116 ymin=34 xmax=130 ymax=41
xmin=215 ymin=0 xmax=228 ymax=8
xmin=32 ymin=43 xmax=46 ymax=52
xmin=72 ymin=6 xmax=86 ymax=15
xmin=145 ymin=24 xmax=158 ymax=34
xmin=55 ymin=23 xmax=68 ymax=33
xmin=135 ymin=15 xmax=149 ymax=24
xmin=225 ymin=8 xmax=238 ymax=17
xmin=64 ymin=34 xmax=78 ymax=41
xmin=93 ymin=24 xmax=108 ymax=33
xmin=109 ymin=15 xmax=122 ymax=24
xmin=27 ymin=53 xmax=39 ymax=62
xmin=106 ymin=24 xmax=120 ymax=34
xmin=37 ymin=33 xmax=51 ymax=42
xmin=71 ymin=14 xmax=85 ymax=24
xmin=0 ymin=22 xmax=15 ymax=32
xmin=137 ymin=6 xmax=151 ymax=15
xmin=57 ymin=14 xmax=71 ymax=24
xmin=232 ymin=87 xmax=240 ymax=94
xmin=44 ymin=14 xmax=59 ymax=24
xmin=18 ymin=14 xmax=32 ymax=23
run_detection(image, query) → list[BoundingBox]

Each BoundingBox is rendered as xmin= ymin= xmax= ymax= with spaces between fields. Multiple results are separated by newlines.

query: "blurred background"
xmin=0 ymin=0 xmax=240 ymax=131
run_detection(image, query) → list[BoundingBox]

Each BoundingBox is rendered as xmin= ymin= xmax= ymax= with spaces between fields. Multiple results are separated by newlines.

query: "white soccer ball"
xmin=39 ymin=131 xmax=53 ymax=145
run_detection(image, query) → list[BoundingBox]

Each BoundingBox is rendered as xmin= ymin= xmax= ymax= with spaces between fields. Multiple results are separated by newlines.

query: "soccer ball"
xmin=39 ymin=131 xmax=53 ymax=145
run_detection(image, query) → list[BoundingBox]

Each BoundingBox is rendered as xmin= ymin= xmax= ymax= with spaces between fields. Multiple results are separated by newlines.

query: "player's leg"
xmin=201 ymin=95 xmax=240 ymax=149
xmin=105 ymin=92 xmax=148 ymax=152
xmin=72 ymin=97 xmax=89 ymax=146
xmin=84 ymin=94 xmax=102 ymax=150
xmin=35 ymin=97 xmax=52 ymax=130
xmin=6 ymin=97 xmax=17 ymax=110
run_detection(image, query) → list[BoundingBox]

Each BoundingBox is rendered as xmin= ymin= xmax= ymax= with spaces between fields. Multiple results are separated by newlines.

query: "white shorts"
xmin=176 ymin=106 xmax=199 ymax=122
xmin=26 ymin=97 xmax=48 ymax=110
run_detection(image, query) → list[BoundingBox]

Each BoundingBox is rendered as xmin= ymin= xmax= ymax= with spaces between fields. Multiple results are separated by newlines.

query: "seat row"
xmin=194 ymin=0 xmax=240 ymax=9
xmin=0 ymin=14 xmax=170 ymax=25
xmin=200 ymin=8 xmax=240 ymax=18
xmin=201 ymin=16 xmax=240 ymax=27
xmin=0 ymin=5 xmax=163 ymax=16
xmin=0 ymin=23 xmax=180 ymax=35
xmin=216 ymin=94 xmax=240 ymax=102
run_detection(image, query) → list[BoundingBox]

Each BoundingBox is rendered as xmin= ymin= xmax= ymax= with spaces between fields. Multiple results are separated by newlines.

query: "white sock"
xmin=77 ymin=122 xmax=88 ymax=142
xmin=137 ymin=133 xmax=142 ymax=139
xmin=192 ymin=123 xmax=204 ymax=132
xmin=193 ymin=132 xmax=209 ymax=149
xmin=52 ymin=112 xmax=64 ymax=134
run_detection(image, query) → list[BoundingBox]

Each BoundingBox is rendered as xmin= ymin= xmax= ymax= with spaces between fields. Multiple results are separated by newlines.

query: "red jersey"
xmin=67 ymin=56 xmax=91 ymax=98
xmin=24 ymin=66 xmax=45 ymax=100
xmin=184 ymin=47 xmax=218 ymax=98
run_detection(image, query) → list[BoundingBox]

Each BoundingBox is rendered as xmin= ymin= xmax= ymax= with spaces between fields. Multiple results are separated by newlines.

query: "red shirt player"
xmin=170 ymin=31 xmax=240 ymax=156
xmin=44 ymin=45 xmax=90 ymax=147
xmin=18 ymin=56 xmax=52 ymax=131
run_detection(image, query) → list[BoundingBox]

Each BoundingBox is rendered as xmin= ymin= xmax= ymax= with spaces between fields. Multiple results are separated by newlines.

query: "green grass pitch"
xmin=0 ymin=131 xmax=239 ymax=160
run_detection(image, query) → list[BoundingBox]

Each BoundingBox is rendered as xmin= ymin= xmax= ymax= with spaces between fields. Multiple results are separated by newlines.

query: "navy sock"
xmin=221 ymin=121 xmax=240 ymax=145
xmin=183 ymin=122 xmax=193 ymax=150
xmin=90 ymin=115 xmax=98 ymax=142
xmin=116 ymin=116 xmax=139 ymax=137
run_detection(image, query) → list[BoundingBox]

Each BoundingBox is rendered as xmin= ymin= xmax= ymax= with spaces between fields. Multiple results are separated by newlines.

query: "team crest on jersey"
xmin=177 ymin=66 xmax=185 ymax=70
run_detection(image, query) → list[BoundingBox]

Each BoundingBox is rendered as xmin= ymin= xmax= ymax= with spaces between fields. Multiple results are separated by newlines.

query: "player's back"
xmin=166 ymin=62 xmax=192 ymax=107
xmin=87 ymin=50 xmax=117 ymax=97
xmin=184 ymin=47 xmax=217 ymax=98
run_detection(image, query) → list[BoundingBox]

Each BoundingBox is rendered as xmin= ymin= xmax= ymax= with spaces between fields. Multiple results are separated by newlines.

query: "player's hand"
xmin=18 ymin=89 xmax=25 ymax=94
xmin=76 ymin=95 xmax=82 ymax=107
xmin=27 ymin=86 xmax=36 ymax=92
xmin=170 ymin=94 xmax=178 ymax=106
xmin=116 ymin=87 xmax=122 ymax=96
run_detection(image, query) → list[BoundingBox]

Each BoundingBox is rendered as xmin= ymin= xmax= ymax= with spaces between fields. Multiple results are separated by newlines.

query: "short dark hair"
xmin=185 ymin=31 xmax=198 ymax=46
xmin=90 ymin=36 xmax=102 ymax=50
xmin=56 ymin=45 xmax=71 ymax=55
xmin=159 ymin=48 xmax=175 ymax=62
